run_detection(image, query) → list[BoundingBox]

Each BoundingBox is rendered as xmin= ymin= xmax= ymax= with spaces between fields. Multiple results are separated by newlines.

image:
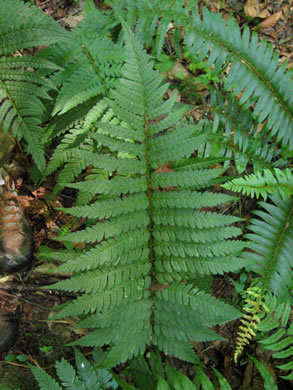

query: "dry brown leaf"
xmin=259 ymin=10 xmax=282 ymax=29
xmin=65 ymin=11 xmax=84 ymax=28
xmin=244 ymin=1 xmax=270 ymax=18
xmin=167 ymin=88 xmax=181 ymax=103
xmin=244 ymin=0 xmax=260 ymax=18
xmin=257 ymin=8 xmax=271 ymax=19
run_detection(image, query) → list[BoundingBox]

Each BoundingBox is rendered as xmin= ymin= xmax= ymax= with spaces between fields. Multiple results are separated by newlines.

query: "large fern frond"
xmin=45 ymin=21 xmax=244 ymax=367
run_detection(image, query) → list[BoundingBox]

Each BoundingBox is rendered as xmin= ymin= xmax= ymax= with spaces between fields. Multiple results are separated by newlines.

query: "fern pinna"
xmin=44 ymin=22 xmax=248 ymax=367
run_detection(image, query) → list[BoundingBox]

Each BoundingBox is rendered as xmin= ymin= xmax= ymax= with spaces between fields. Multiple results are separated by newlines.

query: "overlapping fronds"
xmin=200 ymin=90 xmax=287 ymax=173
xmin=46 ymin=21 xmax=243 ymax=367
xmin=108 ymin=0 xmax=197 ymax=57
xmin=234 ymin=195 xmax=293 ymax=362
xmin=222 ymin=168 xmax=293 ymax=200
xmin=185 ymin=7 xmax=293 ymax=150
xmin=0 ymin=0 xmax=67 ymax=171
xmin=37 ymin=3 xmax=124 ymax=120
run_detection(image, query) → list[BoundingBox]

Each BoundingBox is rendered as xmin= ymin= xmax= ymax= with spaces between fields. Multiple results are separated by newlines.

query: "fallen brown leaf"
xmin=244 ymin=0 xmax=259 ymax=18
xmin=259 ymin=11 xmax=282 ymax=29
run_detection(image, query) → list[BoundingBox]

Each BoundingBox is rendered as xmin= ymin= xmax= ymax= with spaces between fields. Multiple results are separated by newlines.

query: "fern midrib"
xmin=262 ymin=201 xmax=293 ymax=292
xmin=143 ymin=111 xmax=157 ymax=333
xmin=188 ymin=23 xmax=293 ymax=119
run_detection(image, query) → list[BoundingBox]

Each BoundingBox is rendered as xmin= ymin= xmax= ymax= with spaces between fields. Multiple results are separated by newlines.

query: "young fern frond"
xmin=234 ymin=286 xmax=268 ymax=362
xmin=222 ymin=168 xmax=293 ymax=200
xmin=0 ymin=0 xmax=67 ymax=172
xmin=45 ymin=21 xmax=244 ymax=367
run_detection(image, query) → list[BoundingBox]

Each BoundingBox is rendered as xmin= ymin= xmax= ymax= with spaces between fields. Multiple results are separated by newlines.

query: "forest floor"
xmin=0 ymin=0 xmax=292 ymax=389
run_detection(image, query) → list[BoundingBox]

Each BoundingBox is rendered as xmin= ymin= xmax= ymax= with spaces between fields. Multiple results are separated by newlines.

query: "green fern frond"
xmin=45 ymin=21 xmax=244 ymax=367
xmin=110 ymin=0 xmax=197 ymax=57
xmin=248 ymin=355 xmax=278 ymax=390
xmin=194 ymin=367 xmax=232 ymax=390
xmin=30 ymin=365 xmax=62 ymax=390
xmin=0 ymin=0 xmax=66 ymax=55
xmin=244 ymin=194 xmax=293 ymax=300
xmin=204 ymin=90 xmax=287 ymax=173
xmin=257 ymin=297 xmax=293 ymax=381
xmin=0 ymin=0 xmax=67 ymax=171
xmin=31 ymin=348 xmax=118 ymax=390
xmin=222 ymin=168 xmax=293 ymax=200
xmin=185 ymin=8 xmax=293 ymax=150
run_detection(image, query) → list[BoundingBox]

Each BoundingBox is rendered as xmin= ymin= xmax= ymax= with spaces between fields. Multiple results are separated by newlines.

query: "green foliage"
xmin=44 ymin=20 xmax=245 ymax=368
xmin=234 ymin=193 xmax=293 ymax=361
xmin=30 ymin=348 xmax=118 ymax=390
xmin=184 ymin=7 xmax=293 ymax=151
xmin=3 ymin=0 xmax=291 ymax=384
xmin=200 ymin=90 xmax=287 ymax=174
xmin=257 ymin=296 xmax=293 ymax=381
xmin=0 ymin=0 xmax=67 ymax=172
xmin=222 ymin=168 xmax=293 ymax=200
xmin=248 ymin=355 xmax=278 ymax=390
xmin=244 ymin=194 xmax=293 ymax=301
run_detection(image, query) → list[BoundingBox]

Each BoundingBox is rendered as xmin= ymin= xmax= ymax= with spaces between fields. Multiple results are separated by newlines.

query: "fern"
xmin=248 ymin=355 xmax=278 ymax=390
xmin=38 ymin=2 xmax=124 ymax=119
xmin=199 ymin=90 xmax=287 ymax=174
xmin=234 ymin=286 xmax=268 ymax=362
xmin=107 ymin=0 xmax=198 ymax=58
xmin=0 ymin=0 xmax=67 ymax=172
xmin=30 ymin=348 xmax=118 ymax=390
xmin=234 ymin=194 xmax=293 ymax=361
xmin=244 ymin=194 xmax=293 ymax=300
xmin=43 ymin=21 xmax=247 ymax=367
xmin=184 ymin=7 xmax=293 ymax=150
xmin=107 ymin=0 xmax=293 ymax=158
xmin=222 ymin=168 xmax=293 ymax=200
xmin=257 ymin=297 xmax=293 ymax=381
